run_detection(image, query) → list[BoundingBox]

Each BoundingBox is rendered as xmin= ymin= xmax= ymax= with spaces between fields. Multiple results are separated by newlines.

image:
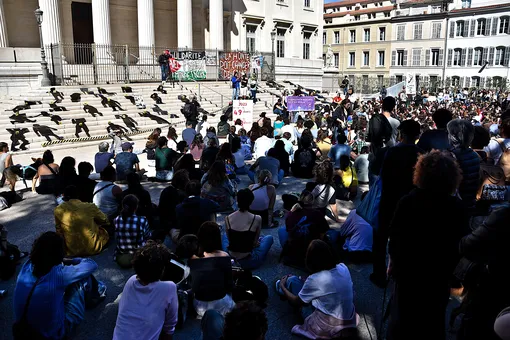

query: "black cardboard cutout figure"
xmin=10 ymin=104 xmax=31 ymax=113
xmin=98 ymin=94 xmax=109 ymax=108
xmin=155 ymin=85 xmax=167 ymax=94
xmin=138 ymin=111 xmax=169 ymax=125
xmin=122 ymin=86 xmax=133 ymax=93
xmin=114 ymin=114 xmax=138 ymax=132
xmin=6 ymin=128 xmax=30 ymax=151
xmin=48 ymin=87 xmax=64 ymax=103
xmin=71 ymin=118 xmax=90 ymax=138
xmin=97 ymin=87 xmax=116 ymax=96
xmin=80 ymin=87 xmax=98 ymax=97
xmin=32 ymin=124 xmax=63 ymax=141
xmin=83 ymin=103 xmax=103 ymax=117
xmin=125 ymin=95 xmax=136 ymax=106
xmin=150 ymin=93 xmax=164 ymax=104
xmin=24 ymin=100 xmax=42 ymax=106
xmin=108 ymin=98 xmax=125 ymax=111
xmin=9 ymin=113 xmax=36 ymax=124
xmin=152 ymin=104 xmax=168 ymax=116
xmin=34 ymin=111 xmax=63 ymax=125
xmin=49 ymin=102 xmax=67 ymax=112
xmin=70 ymin=93 xmax=81 ymax=102
xmin=107 ymin=121 xmax=128 ymax=134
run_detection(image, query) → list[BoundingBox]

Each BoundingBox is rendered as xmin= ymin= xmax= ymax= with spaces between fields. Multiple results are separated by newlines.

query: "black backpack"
xmin=367 ymin=114 xmax=393 ymax=146
xmin=182 ymin=103 xmax=193 ymax=119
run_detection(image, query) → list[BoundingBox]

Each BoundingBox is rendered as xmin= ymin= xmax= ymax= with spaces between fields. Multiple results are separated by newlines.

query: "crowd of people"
xmin=1 ymin=81 xmax=510 ymax=340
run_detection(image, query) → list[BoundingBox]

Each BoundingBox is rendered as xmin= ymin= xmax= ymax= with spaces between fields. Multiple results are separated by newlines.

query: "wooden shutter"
xmin=391 ymin=50 xmax=396 ymax=66
xmin=491 ymin=17 xmax=498 ymax=35
xmin=467 ymin=48 xmax=473 ymax=66
xmin=470 ymin=19 xmax=476 ymax=37
xmin=482 ymin=47 xmax=488 ymax=63
xmin=485 ymin=18 xmax=491 ymax=36
xmin=463 ymin=20 xmax=469 ymax=37
xmin=439 ymin=48 xmax=444 ymax=66
xmin=447 ymin=49 xmax=453 ymax=66
xmin=488 ymin=47 xmax=495 ymax=66
xmin=425 ymin=49 xmax=430 ymax=66
xmin=449 ymin=21 xmax=455 ymax=38
xmin=423 ymin=75 xmax=430 ymax=89
xmin=403 ymin=50 xmax=408 ymax=66
xmin=504 ymin=46 xmax=510 ymax=66
xmin=461 ymin=48 xmax=467 ymax=66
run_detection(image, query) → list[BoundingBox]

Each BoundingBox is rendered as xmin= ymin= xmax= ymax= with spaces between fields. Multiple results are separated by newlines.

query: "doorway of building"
xmin=71 ymin=2 xmax=94 ymax=64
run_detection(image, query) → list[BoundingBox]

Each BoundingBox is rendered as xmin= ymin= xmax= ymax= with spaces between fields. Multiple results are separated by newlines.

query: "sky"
xmin=324 ymin=0 xmax=337 ymax=3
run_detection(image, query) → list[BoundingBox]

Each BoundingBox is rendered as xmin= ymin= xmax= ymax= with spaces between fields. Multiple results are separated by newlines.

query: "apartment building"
xmin=323 ymin=0 xmax=393 ymax=93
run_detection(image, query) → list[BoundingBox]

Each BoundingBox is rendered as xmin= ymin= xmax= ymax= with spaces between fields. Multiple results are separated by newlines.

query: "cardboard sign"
xmin=232 ymin=100 xmax=254 ymax=128
xmin=406 ymin=73 xmax=416 ymax=95
xmin=287 ymin=96 xmax=315 ymax=112
xmin=219 ymin=52 xmax=251 ymax=80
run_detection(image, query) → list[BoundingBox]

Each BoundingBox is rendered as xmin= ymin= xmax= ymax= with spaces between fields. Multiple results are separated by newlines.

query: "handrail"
xmin=191 ymin=79 xmax=227 ymax=108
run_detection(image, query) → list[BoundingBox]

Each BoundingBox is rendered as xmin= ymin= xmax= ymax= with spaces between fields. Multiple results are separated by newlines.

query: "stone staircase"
xmin=0 ymin=81 xmax=280 ymax=155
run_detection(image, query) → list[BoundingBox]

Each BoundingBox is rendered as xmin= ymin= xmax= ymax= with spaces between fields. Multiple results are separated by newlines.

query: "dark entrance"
xmin=71 ymin=2 xmax=94 ymax=64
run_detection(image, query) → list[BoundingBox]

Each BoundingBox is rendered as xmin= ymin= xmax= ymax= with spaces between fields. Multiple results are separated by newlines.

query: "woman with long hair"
xmin=57 ymin=156 xmax=78 ymax=198
xmin=248 ymin=122 xmax=261 ymax=148
xmin=190 ymin=134 xmax=205 ymax=162
xmin=122 ymin=173 xmax=153 ymax=223
xmin=13 ymin=232 xmax=102 ymax=338
xmin=114 ymin=195 xmax=151 ymax=268
xmin=32 ymin=150 xmax=60 ymax=194
xmin=216 ymin=142 xmax=236 ymax=180
xmin=200 ymin=161 xmax=236 ymax=212
xmin=225 ymin=188 xmax=273 ymax=269
xmin=0 ymin=142 xmax=14 ymax=191
xmin=189 ymin=222 xmax=235 ymax=317
xmin=273 ymin=140 xmax=290 ymax=175
xmin=310 ymin=160 xmax=340 ymax=222
xmin=166 ymin=127 xmax=178 ymax=150
xmin=248 ymin=169 xmax=276 ymax=228
xmin=232 ymin=137 xmax=247 ymax=175
xmin=277 ymin=240 xmax=358 ymax=339
xmin=387 ymin=151 xmax=466 ymax=339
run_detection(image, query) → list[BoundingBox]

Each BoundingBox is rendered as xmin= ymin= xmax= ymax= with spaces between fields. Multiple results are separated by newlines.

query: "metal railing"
xmin=45 ymin=43 xmax=275 ymax=86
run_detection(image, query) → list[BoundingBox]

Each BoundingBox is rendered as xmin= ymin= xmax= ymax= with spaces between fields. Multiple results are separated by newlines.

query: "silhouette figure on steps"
xmin=152 ymin=104 xmax=168 ymax=116
xmin=49 ymin=102 xmax=67 ymax=112
xmin=150 ymin=93 xmax=164 ymax=104
xmin=24 ymin=100 xmax=42 ymax=106
xmin=107 ymin=122 xmax=129 ymax=134
xmin=32 ymin=124 xmax=63 ymax=141
xmin=155 ymin=85 xmax=167 ymax=94
xmin=115 ymin=114 xmax=138 ymax=132
xmin=48 ymin=88 xmax=64 ymax=103
xmin=80 ymin=87 xmax=98 ymax=97
xmin=72 ymin=118 xmax=90 ymax=138
xmin=125 ymin=95 xmax=136 ymax=105
xmin=83 ymin=103 xmax=103 ymax=117
xmin=9 ymin=113 xmax=36 ymax=124
xmin=97 ymin=87 xmax=116 ymax=96
xmin=34 ymin=111 xmax=63 ymax=125
xmin=122 ymin=86 xmax=133 ymax=93
xmin=70 ymin=93 xmax=81 ymax=102
xmin=6 ymin=128 xmax=30 ymax=151
xmin=138 ymin=111 xmax=170 ymax=125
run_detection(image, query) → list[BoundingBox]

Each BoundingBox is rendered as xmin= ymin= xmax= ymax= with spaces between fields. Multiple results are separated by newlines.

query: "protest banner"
xmin=173 ymin=51 xmax=207 ymax=80
xmin=287 ymin=96 xmax=315 ymax=112
xmin=232 ymin=100 xmax=253 ymax=128
xmin=219 ymin=52 xmax=250 ymax=80
xmin=406 ymin=73 xmax=416 ymax=95
xmin=251 ymin=55 xmax=263 ymax=71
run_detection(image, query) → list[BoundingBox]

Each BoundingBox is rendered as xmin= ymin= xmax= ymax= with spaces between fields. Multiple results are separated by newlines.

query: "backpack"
xmin=367 ymin=114 xmax=393 ymax=146
xmin=497 ymin=140 xmax=510 ymax=183
xmin=182 ymin=103 xmax=193 ymax=119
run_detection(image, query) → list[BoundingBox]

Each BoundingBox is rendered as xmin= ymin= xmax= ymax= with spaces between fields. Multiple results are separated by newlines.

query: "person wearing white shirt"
xmin=253 ymin=128 xmax=274 ymax=159
xmin=196 ymin=115 xmax=210 ymax=137
xmin=280 ymin=119 xmax=296 ymax=144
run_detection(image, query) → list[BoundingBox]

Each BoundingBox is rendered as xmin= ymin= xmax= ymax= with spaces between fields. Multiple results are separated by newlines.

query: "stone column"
xmin=209 ymin=0 xmax=223 ymax=51
xmin=138 ymin=0 xmax=156 ymax=63
xmin=0 ymin=0 xmax=8 ymax=47
xmin=38 ymin=0 xmax=62 ymax=46
xmin=92 ymin=0 xmax=113 ymax=63
xmin=177 ymin=0 xmax=193 ymax=49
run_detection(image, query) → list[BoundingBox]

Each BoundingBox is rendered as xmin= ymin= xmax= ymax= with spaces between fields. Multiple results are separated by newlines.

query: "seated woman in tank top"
xmin=248 ymin=170 xmax=276 ymax=228
xmin=225 ymin=188 xmax=274 ymax=270
xmin=32 ymin=150 xmax=60 ymax=195
xmin=93 ymin=165 xmax=123 ymax=222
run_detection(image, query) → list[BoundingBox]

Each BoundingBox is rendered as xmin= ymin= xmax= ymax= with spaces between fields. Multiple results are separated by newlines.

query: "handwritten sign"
xmin=232 ymin=100 xmax=253 ymax=128
xmin=219 ymin=52 xmax=250 ymax=80
xmin=287 ymin=96 xmax=315 ymax=112
xmin=406 ymin=73 xmax=416 ymax=95
xmin=173 ymin=51 xmax=207 ymax=81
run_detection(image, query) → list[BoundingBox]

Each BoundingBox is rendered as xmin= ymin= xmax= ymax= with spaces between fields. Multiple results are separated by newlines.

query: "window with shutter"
xmin=391 ymin=50 xmax=396 ymax=66
xmin=480 ymin=77 xmax=485 ymax=87
xmin=467 ymin=48 xmax=473 ymax=66
xmin=470 ymin=19 xmax=476 ymax=36
xmin=491 ymin=17 xmax=498 ymax=35
xmin=463 ymin=20 xmax=469 ymax=37
xmin=447 ymin=49 xmax=453 ymax=66
xmin=449 ymin=21 xmax=455 ymax=38
xmin=425 ymin=49 xmax=431 ymax=66
xmin=461 ymin=48 xmax=467 ymax=66
xmin=488 ymin=47 xmax=495 ymax=65
xmin=439 ymin=49 xmax=444 ymax=66
xmin=485 ymin=18 xmax=492 ymax=36
xmin=424 ymin=76 xmax=430 ymax=89
xmin=482 ymin=47 xmax=488 ymax=63
xmin=403 ymin=50 xmax=408 ymax=66
xmin=504 ymin=46 xmax=510 ymax=66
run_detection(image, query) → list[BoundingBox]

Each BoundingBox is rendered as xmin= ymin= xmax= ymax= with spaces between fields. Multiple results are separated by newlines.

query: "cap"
xmin=121 ymin=142 xmax=134 ymax=151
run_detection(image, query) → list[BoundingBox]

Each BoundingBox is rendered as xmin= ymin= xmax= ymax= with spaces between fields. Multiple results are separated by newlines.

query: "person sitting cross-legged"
xmin=276 ymin=240 xmax=359 ymax=339
xmin=113 ymin=241 xmax=178 ymax=340
xmin=114 ymin=195 xmax=151 ymax=268
xmin=55 ymin=185 xmax=111 ymax=257
xmin=13 ymin=232 xmax=106 ymax=339
xmin=93 ymin=166 xmax=123 ymax=222
xmin=248 ymin=170 xmax=276 ymax=228
xmin=224 ymin=189 xmax=274 ymax=270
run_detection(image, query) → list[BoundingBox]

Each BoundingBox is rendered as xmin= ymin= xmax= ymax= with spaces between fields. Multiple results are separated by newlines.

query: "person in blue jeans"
xmin=158 ymin=50 xmax=170 ymax=82
xmin=13 ymin=232 xmax=106 ymax=339
xmin=248 ymin=148 xmax=284 ymax=186
xmin=223 ymin=188 xmax=273 ymax=270
xmin=231 ymin=72 xmax=240 ymax=100
xmin=201 ymin=301 xmax=268 ymax=340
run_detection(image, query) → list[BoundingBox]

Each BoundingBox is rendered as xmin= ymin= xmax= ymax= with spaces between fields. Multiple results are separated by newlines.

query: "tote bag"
xmin=356 ymin=177 xmax=382 ymax=230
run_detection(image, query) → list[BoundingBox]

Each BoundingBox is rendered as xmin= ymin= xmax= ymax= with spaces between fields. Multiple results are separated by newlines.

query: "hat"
xmin=121 ymin=142 xmax=134 ymax=151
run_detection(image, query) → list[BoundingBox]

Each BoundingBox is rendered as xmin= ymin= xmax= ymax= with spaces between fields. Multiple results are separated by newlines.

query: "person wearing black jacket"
xmin=417 ymin=108 xmax=452 ymax=152
xmin=457 ymin=205 xmax=510 ymax=340
xmin=158 ymin=50 xmax=170 ymax=82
